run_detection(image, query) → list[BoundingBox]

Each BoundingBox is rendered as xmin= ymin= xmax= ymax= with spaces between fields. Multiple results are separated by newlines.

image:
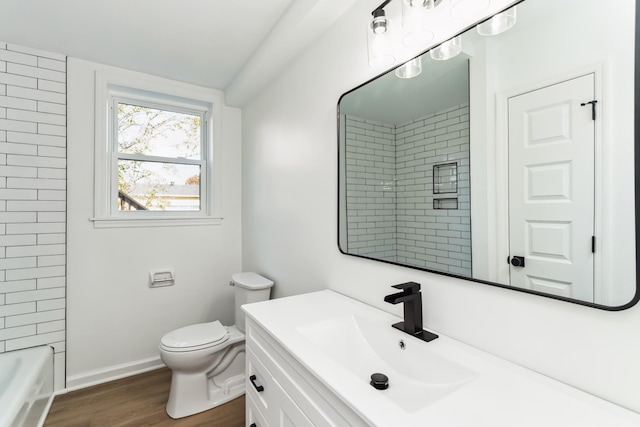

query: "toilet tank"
xmin=231 ymin=272 xmax=274 ymax=332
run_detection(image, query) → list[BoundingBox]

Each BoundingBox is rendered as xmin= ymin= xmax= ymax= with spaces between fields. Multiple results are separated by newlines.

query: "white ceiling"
xmin=0 ymin=0 xmax=360 ymax=104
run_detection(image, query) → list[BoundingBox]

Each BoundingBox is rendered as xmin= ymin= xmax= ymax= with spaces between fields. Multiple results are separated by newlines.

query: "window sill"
xmin=89 ymin=216 xmax=223 ymax=229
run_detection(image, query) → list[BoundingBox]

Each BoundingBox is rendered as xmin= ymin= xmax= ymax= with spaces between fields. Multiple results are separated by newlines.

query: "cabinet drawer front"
xmin=246 ymin=347 xmax=276 ymax=417
xmin=247 ymin=347 xmax=314 ymax=427
xmin=247 ymin=392 xmax=270 ymax=427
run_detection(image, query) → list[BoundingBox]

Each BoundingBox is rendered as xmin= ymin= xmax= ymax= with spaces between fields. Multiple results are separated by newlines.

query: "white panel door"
xmin=508 ymin=74 xmax=595 ymax=301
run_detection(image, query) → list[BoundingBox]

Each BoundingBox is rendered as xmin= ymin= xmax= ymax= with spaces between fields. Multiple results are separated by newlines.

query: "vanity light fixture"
xmin=476 ymin=6 xmax=517 ymax=36
xmin=367 ymin=0 xmax=395 ymax=69
xmin=429 ymin=35 xmax=462 ymax=60
xmin=395 ymin=57 xmax=422 ymax=78
xmin=371 ymin=8 xmax=389 ymax=34
xmin=367 ymin=0 xmax=443 ymax=69
xmin=401 ymin=0 xmax=438 ymax=48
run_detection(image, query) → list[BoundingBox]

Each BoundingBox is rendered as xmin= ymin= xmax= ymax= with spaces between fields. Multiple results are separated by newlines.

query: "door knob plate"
xmin=509 ymin=256 xmax=525 ymax=267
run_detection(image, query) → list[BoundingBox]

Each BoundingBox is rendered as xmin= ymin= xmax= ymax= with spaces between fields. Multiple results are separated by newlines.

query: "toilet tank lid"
xmin=231 ymin=272 xmax=274 ymax=290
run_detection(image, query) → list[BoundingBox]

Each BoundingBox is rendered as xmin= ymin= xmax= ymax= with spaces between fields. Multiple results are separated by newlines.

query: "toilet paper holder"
xmin=149 ymin=270 xmax=175 ymax=288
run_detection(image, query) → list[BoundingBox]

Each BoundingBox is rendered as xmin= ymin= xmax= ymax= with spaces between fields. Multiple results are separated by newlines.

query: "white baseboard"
xmin=64 ymin=356 xmax=165 ymax=393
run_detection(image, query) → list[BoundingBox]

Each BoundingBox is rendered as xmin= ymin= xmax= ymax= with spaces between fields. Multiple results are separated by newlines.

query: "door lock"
xmin=509 ymin=256 xmax=525 ymax=267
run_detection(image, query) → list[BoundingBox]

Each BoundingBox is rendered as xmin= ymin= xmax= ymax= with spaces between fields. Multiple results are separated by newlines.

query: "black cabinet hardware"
xmin=250 ymin=374 xmax=264 ymax=392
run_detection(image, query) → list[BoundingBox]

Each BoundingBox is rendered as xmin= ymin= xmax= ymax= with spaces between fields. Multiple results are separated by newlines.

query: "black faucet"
xmin=384 ymin=282 xmax=438 ymax=342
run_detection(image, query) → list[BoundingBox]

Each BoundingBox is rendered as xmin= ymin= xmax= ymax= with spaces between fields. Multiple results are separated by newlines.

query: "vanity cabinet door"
xmin=246 ymin=347 xmax=313 ymax=427
xmin=270 ymin=383 xmax=314 ymax=427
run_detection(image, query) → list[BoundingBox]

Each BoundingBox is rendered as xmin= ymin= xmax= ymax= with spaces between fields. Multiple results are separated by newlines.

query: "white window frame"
xmin=92 ymin=68 xmax=224 ymax=228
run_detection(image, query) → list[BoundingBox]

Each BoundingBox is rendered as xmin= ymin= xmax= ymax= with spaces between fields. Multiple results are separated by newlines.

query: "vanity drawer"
xmin=246 ymin=319 xmax=366 ymax=426
xmin=246 ymin=392 xmax=269 ymax=427
xmin=246 ymin=346 xmax=276 ymax=417
xmin=247 ymin=346 xmax=314 ymax=427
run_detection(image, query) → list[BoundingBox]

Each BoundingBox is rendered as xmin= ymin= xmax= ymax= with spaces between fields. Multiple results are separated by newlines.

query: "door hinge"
xmin=580 ymin=100 xmax=598 ymax=120
xmin=592 ymin=236 xmax=596 ymax=253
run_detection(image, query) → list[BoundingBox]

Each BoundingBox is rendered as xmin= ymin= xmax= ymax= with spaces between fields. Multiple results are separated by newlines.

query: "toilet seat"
xmin=160 ymin=320 xmax=230 ymax=352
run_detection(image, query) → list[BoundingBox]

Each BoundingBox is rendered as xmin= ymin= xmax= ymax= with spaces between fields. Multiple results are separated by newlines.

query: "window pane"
xmin=117 ymin=160 xmax=201 ymax=211
xmin=117 ymin=103 xmax=201 ymax=160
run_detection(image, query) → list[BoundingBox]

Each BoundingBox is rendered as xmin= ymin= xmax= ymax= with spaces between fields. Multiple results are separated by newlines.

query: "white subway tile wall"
xmin=0 ymin=43 xmax=66 ymax=373
xmin=345 ymin=104 xmax=471 ymax=276
xmin=345 ymin=117 xmax=397 ymax=262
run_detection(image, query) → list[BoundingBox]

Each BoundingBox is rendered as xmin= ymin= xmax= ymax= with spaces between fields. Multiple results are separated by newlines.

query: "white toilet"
xmin=159 ymin=272 xmax=274 ymax=419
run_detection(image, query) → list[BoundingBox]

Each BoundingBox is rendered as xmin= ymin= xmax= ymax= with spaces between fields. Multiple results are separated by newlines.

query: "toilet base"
xmin=165 ymin=341 xmax=246 ymax=419
xmin=166 ymin=374 xmax=245 ymax=419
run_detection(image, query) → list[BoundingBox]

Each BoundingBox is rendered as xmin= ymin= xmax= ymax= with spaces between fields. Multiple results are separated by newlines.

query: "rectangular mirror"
xmin=338 ymin=0 xmax=638 ymax=309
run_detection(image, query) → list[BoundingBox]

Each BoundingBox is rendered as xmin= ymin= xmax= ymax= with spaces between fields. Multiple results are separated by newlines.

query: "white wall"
xmin=241 ymin=0 xmax=640 ymax=415
xmin=66 ymin=58 xmax=242 ymax=387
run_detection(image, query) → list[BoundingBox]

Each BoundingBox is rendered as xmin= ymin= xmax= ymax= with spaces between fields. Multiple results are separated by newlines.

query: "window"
xmin=93 ymin=69 xmax=223 ymax=227
xmin=115 ymin=100 xmax=204 ymax=212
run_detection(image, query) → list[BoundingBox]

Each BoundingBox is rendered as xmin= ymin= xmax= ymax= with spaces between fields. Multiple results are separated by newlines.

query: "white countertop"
xmin=243 ymin=290 xmax=640 ymax=427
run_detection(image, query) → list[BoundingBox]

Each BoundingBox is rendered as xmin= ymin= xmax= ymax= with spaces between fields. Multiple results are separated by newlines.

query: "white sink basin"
xmin=244 ymin=290 xmax=640 ymax=426
xmin=296 ymin=314 xmax=476 ymax=412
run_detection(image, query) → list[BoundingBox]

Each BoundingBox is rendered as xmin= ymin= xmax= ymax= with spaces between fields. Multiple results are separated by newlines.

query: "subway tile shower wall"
xmin=345 ymin=104 xmax=471 ymax=276
xmin=0 ymin=42 xmax=66 ymax=386
xmin=345 ymin=118 xmax=397 ymax=262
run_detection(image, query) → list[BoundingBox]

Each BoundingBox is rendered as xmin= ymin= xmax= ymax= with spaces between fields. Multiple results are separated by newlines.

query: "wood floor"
xmin=44 ymin=368 xmax=245 ymax=427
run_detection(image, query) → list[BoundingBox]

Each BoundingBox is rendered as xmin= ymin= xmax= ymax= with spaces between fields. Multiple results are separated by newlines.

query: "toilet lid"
xmin=160 ymin=320 xmax=229 ymax=350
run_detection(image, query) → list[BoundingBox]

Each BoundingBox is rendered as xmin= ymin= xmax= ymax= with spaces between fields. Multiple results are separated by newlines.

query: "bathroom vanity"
xmin=245 ymin=308 xmax=364 ymax=426
xmin=243 ymin=291 xmax=640 ymax=426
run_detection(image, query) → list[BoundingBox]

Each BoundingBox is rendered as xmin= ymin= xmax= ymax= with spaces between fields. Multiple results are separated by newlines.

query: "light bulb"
xmin=371 ymin=9 xmax=388 ymax=34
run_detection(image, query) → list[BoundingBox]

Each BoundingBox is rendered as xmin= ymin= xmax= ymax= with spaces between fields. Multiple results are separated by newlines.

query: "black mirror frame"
xmin=337 ymin=0 xmax=640 ymax=311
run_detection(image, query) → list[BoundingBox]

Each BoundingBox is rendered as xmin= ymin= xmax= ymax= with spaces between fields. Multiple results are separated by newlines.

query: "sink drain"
xmin=370 ymin=372 xmax=389 ymax=390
